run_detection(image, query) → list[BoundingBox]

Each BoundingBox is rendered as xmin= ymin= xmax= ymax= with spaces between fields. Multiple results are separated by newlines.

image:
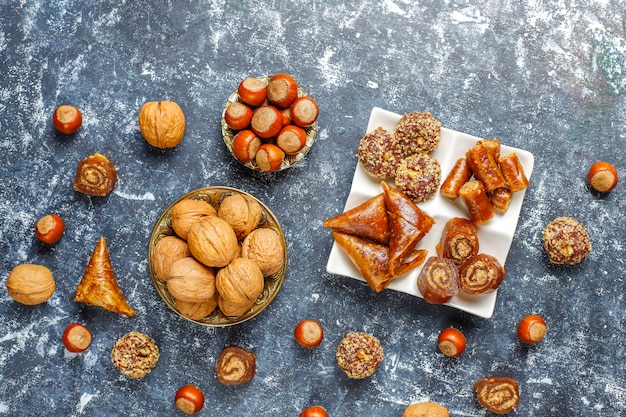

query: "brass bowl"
xmin=148 ymin=186 xmax=287 ymax=326
xmin=221 ymin=75 xmax=318 ymax=171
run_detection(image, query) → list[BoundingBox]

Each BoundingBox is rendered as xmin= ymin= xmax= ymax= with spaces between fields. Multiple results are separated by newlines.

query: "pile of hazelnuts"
xmin=224 ymin=73 xmax=319 ymax=172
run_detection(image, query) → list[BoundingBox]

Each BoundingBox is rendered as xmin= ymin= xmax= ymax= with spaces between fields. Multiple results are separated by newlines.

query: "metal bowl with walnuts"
xmin=148 ymin=186 xmax=287 ymax=326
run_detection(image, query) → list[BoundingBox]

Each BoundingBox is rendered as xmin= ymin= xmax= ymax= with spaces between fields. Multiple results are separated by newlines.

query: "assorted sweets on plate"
xmin=148 ymin=186 xmax=287 ymax=326
xmin=222 ymin=73 xmax=319 ymax=172
xmin=326 ymin=107 xmax=535 ymax=318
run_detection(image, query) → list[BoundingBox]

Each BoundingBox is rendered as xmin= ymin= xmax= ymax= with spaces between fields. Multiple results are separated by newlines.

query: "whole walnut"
xmin=6 ymin=264 xmax=56 ymax=305
xmin=171 ymin=199 xmax=217 ymax=241
xmin=402 ymin=402 xmax=449 ymax=417
xmin=216 ymin=257 xmax=264 ymax=307
xmin=217 ymin=193 xmax=263 ymax=240
xmin=166 ymin=257 xmax=216 ymax=303
xmin=218 ymin=295 xmax=254 ymax=318
xmin=241 ymin=228 xmax=285 ymax=276
xmin=138 ymin=101 xmax=186 ymax=149
xmin=175 ymin=295 xmax=218 ymax=321
xmin=151 ymin=235 xmax=191 ymax=281
xmin=187 ymin=216 xmax=239 ymax=268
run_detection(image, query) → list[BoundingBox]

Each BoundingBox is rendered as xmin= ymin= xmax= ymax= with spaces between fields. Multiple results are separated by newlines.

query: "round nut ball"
xmin=111 ymin=331 xmax=160 ymax=379
xmin=402 ymin=402 xmax=450 ymax=417
xmin=542 ymin=216 xmax=592 ymax=264
xmin=138 ymin=101 xmax=186 ymax=149
xmin=6 ymin=263 xmax=56 ymax=305
xmin=336 ymin=331 xmax=384 ymax=379
xmin=241 ymin=228 xmax=285 ymax=277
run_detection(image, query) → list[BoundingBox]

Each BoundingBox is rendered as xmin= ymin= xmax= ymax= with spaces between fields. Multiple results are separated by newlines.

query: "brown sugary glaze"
xmin=458 ymin=253 xmax=505 ymax=295
xmin=215 ymin=345 xmax=256 ymax=385
xmin=417 ymin=256 xmax=459 ymax=304
xmin=542 ymin=216 xmax=592 ymax=264
xmin=474 ymin=376 xmax=520 ymax=414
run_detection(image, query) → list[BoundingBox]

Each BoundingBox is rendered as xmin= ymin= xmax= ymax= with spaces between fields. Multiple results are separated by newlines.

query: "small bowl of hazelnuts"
xmin=148 ymin=186 xmax=288 ymax=326
xmin=221 ymin=73 xmax=319 ymax=172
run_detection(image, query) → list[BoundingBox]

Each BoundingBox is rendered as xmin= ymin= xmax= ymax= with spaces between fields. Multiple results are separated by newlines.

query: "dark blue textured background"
xmin=1 ymin=1 xmax=624 ymax=416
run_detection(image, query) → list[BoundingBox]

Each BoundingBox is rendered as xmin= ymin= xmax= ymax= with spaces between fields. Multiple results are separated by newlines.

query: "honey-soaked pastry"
xmin=458 ymin=253 xmax=505 ymax=295
xmin=465 ymin=141 xmax=506 ymax=192
xmin=336 ymin=331 xmax=384 ymax=379
xmin=331 ymin=231 xmax=394 ymax=293
xmin=393 ymin=247 xmax=428 ymax=277
xmin=542 ymin=216 xmax=592 ymax=264
xmin=74 ymin=236 xmax=136 ymax=317
xmin=417 ymin=256 xmax=459 ymax=304
xmin=215 ymin=345 xmax=256 ymax=385
xmin=381 ymin=181 xmax=434 ymax=236
xmin=323 ymin=193 xmax=389 ymax=244
xmin=489 ymin=187 xmax=513 ymax=213
xmin=357 ymin=127 xmax=405 ymax=179
xmin=474 ymin=376 xmax=520 ymax=414
xmin=440 ymin=157 xmax=472 ymax=199
xmin=73 ymin=152 xmax=117 ymax=197
xmin=394 ymin=111 xmax=441 ymax=155
xmin=111 ymin=331 xmax=160 ymax=379
xmin=436 ymin=217 xmax=479 ymax=266
xmin=395 ymin=153 xmax=442 ymax=203
xmin=498 ymin=153 xmax=529 ymax=192
xmin=458 ymin=180 xmax=495 ymax=224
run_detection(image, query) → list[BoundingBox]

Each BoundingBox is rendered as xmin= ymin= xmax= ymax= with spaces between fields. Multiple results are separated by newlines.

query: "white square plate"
xmin=326 ymin=107 xmax=535 ymax=318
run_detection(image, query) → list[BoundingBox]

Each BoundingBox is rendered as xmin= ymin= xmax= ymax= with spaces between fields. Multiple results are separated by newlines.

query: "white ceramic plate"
xmin=326 ymin=107 xmax=535 ymax=319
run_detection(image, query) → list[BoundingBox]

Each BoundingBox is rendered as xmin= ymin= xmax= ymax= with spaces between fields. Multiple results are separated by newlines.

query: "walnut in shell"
xmin=217 ymin=193 xmax=263 ymax=240
xmin=241 ymin=228 xmax=285 ymax=276
xmin=175 ymin=294 xmax=218 ymax=321
xmin=138 ymin=101 xmax=186 ymax=149
xmin=218 ymin=295 xmax=255 ymax=318
xmin=171 ymin=199 xmax=217 ymax=241
xmin=187 ymin=216 xmax=239 ymax=268
xmin=6 ymin=263 xmax=56 ymax=305
xmin=216 ymin=257 xmax=264 ymax=307
xmin=166 ymin=257 xmax=216 ymax=303
xmin=151 ymin=235 xmax=191 ymax=281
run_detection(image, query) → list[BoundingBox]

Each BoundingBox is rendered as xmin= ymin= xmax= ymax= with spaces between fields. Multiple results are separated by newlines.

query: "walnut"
xmin=217 ymin=193 xmax=263 ymax=240
xmin=175 ymin=294 xmax=218 ymax=321
xmin=151 ymin=235 xmax=191 ymax=281
xmin=6 ymin=264 xmax=56 ymax=305
xmin=241 ymin=228 xmax=285 ymax=276
xmin=216 ymin=257 xmax=264 ymax=307
xmin=218 ymin=295 xmax=254 ymax=318
xmin=187 ymin=216 xmax=239 ymax=268
xmin=166 ymin=257 xmax=216 ymax=303
xmin=138 ymin=101 xmax=186 ymax=149
xmin=402 ymin=402 xmax=450 ymax=417
xmin=171 ymin=199 xmax=217 ymax=241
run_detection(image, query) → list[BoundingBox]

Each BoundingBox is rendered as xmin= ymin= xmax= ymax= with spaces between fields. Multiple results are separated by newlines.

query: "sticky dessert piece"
xmin=440 ymin=157 xmax=472 ymax=199
xmin=474 ymin=376 xmax=520 ymax=414
xmin=323 ymin=193 xmax=390 ymax=244
xmin=73 ymin=152 xmax=117 ymax=197
xmin=74 ymin=236 xmax=136 ymax=317
xmin=336 ymin=331 xmax=384 ymax=379
xmin=465 ymin=140 xmax=506 ymax=192
xmin=215 ymin=345 xmax=256 ymax=385
xmin=395 ymin=153 xmax=442 ymax=203
xmin=458 ymin=180 xmax=495 ymax=225
xmin=498 ymin=153 xmax=529 ymax=192
xmin=542 ymin=216 xmax=592 ymax=264
xmin=458 ymin=253 xmax=505 ymax=295
xmin=357 ymin=127 xmax=405 ymax=179
xmin=436 ymin=217 xmax=479 ymax=266
xmin=417 ymin=256 xmax=460 ymax=304
xmin=394 ymin=111 xmax=441 ymax=155
xmin=489 ymin=187 xmax=513 ymax=213
xmin=331 ymin=231 xmax=394 ymax=293
xmin=111 ymin=331 xmax=160 ymax=379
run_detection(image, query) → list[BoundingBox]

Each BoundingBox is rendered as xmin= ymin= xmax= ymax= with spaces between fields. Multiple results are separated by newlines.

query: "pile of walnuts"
xmin=151 ymin=190 xmax=285 ymax=321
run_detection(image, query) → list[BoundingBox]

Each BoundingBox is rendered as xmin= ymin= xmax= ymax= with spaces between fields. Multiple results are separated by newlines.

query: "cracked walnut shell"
xmin=217 ymin=193 xmax=263 ymax=240
xmin=138 ymin=101 xmax=186 ymax=149
xmin=241 ymin=228 xmax=285 ymax=277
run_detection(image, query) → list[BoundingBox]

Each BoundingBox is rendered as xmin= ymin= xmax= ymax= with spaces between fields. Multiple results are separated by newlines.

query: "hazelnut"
xmin=241 ymin=228 xmax=285 ymax=276
xmin=216 ymin=257 xmax=264 ymax=307
xmin=138 ymin=101 xmax=186 ymax=149
xmin=175 ymin=295 xmax=218 ymax=321
xmin=171 ymin=199 xmax=217 ymax=241
xmin=187 ymin=216 xmax=239 ymax=268
xmin=151 ymin=235 xmax=191 ymax=282
xmin=217 ymin=193 xmax=263 ymax=240
xmin=166 ymin=257 xmax=216 ymax=303
xmin=6 ymin=263 xmax=56 ymax=305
